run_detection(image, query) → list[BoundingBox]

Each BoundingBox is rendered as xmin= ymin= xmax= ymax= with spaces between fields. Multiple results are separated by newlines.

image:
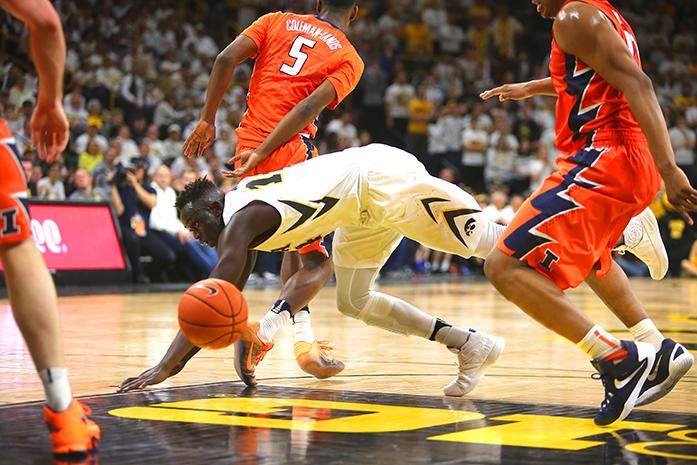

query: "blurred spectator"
xmin=385 ymin=71 xmax=414 ymax=149
xmin=116 ymin=125 xmax=139 ymax=159
xmin=491 ymin=6 xmax=523 ymax=60
xmin=669 ymin=115 xmax=695 ymax=183
xmin=438 ymin=16 xmax=466 ymax=56
xmin=461 ymin=117 xmax=488 ymax=192
xmin=404 ymin=13 xmax=433 ymax=58
xmin=161 ymin=124 xmax=184 ymax=163
xmin=74 ymin=117 xmax=108 ymax=154
xmin=213 ymin=124 xmax=236 ymax=162
xmin=407 ymin=85 xmax=435 ymax=171
xmin=64 ymin=91 xmax=89 ymax=132
xmin=149 ymin=166 xmax=217 ymax=279
xmin=111 ymin=159 xmax=174 ymax=283
xmin=483 ymin=190 xmax=514 ymax=225
xmin=93 ymin=143 xmax=121 ymax=195
xmin=485 ymin=120 xmax=518 ymax=188
xmin=68 ymin=169 xmax=106 ymax=201
xmin=37 ymin=163 xmax=66 ymax=200
xmin=326 ymin=113 xmax=359 ymax=148
xmin=8 ymin=75 xmax=33 ymax=107
xmin=78 ymin=139 xmax=104 ymax=173
xmin=358 ymin=59 xmax=388 ymax=142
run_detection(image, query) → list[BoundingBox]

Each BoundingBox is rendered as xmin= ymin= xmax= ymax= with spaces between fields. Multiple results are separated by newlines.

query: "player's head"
xmin=316 ymin=0 xmax=359 ymax=25
xmin=531 ymin=0 xmax=565 ymax=18
xmin=176 ymin=177 xmax=225 ymax=248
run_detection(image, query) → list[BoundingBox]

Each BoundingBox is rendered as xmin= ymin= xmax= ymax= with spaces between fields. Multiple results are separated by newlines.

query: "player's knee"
xmin=335 ymin=287 xmax=369 ymax=320
xmin=484 ymin=250 xmax=513 ymax=288
xmin=336 ymin=291 xmax=361 ymax=319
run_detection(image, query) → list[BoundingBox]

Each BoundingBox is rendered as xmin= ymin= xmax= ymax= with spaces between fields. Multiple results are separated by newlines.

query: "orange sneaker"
xmin=233 ymin=320 xmax=274 ymax=387
xmin=294 ymin=340 xmax=345 ymax=379
xmin=44 ymin=400 xmax=100 ymax=456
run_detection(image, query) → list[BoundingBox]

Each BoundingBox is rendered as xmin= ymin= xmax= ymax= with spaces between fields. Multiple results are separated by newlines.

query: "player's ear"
xmin=209 ymin=199 xmax=223 ymax=217
xmin=315 ymin=0 xmax=323 ymax=14
xmin=350 ymin=4 xmax=359 ymax=23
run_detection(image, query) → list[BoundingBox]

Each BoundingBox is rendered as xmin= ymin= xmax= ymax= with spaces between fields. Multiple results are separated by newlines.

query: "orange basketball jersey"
xmin=237 ymin=12 xmax=364 ymax=146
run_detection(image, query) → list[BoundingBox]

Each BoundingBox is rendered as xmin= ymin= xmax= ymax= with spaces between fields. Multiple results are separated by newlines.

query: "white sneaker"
xmin=443 ymin=331 xmax=505 ymax=397
xmin=615 ymin=207 xmax=668 ymax=280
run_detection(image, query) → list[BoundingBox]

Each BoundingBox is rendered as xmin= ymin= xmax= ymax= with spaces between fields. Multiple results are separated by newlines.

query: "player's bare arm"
xmin=480 ymin=78 xmax=557 ymax=102
xmin=553 ymin=1 xmax=697 ymax=223
xmin=1 ymin=0 xmax=68 ymax=162
xmin=118 ymin=203 xmax=281 ymax=392
xmin=183 ymin=35 xmax=258 ymax=158
xmin=228 ymin=81 xmax=339 ymax=178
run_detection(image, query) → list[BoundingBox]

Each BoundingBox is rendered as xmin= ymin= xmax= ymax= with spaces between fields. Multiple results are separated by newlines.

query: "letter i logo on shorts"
xmin=538 ymin=249 xmax=560 ymax=271
xmin=0 ymin=208 xmax=19 ymax=237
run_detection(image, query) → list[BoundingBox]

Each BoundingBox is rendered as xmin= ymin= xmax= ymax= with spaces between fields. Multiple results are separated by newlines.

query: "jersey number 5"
xmin=280 ymin=36 xmax=317 ymax=76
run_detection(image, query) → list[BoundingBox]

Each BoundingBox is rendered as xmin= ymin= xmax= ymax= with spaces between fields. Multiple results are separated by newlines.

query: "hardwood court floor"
xmin=1 ymin=278 xmax=696 ymax=464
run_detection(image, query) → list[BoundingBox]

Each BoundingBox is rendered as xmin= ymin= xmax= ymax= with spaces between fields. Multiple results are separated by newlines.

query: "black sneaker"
xmin=636 ymin=338 xmax=694 ymax=406
xmin=591 ymin=340 xmax=655 ymax=426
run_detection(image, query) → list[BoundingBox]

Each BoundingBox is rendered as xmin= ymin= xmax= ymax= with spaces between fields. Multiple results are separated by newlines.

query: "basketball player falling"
xmin=120 ymin=142 xmax=673 ymax=403
xmin=481 ymin=0 xmax=695 ymax=425
xmin=124 ymin=145 xmax=509 ymax=397
xmin=181 ymin=0 xmax=364 ymax=385
xmin=0 ymin=0 xmax=99 ymax=456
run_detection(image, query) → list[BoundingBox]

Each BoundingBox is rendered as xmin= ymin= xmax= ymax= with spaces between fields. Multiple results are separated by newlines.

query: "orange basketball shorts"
xmin=0 ymin=121 xmax=30 ymax=245
xmin=497 ymin=130 xmax=660 ymax=290
xmin=234 ymin=134 xmax=318 ymax=180
xmin=235 ymin=133 xmax=326 ymax=257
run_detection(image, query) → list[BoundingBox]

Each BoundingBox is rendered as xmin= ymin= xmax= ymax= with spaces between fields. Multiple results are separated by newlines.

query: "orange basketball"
xmin=178 ymin=278 xmax=248 ymax=350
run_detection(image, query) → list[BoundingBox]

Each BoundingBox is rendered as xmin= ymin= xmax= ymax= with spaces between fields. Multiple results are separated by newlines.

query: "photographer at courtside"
xmin=110 ymin=158 xmax=175 ymax=283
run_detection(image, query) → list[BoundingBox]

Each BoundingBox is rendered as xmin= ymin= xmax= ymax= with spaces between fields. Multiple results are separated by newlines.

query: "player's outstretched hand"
xmin=118 ymin=363 xmax=178 ymax=392
xmin=183 ymin=120 xmax=216 ymax=158
xmin=480 ymin=83 xmax=532 ymax=102
xmin=222 ymin=149 xmax=266 ymax=178
xmin=30 ymin=101 xmax=69 ymax=163
xmin=663 ymin=166 xmax=697 ymax=225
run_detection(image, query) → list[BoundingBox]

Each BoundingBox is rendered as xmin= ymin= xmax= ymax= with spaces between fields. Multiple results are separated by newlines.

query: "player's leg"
xmin=585 ymin=261 xmax=694 ymax=406
xmin=484 ymin=146 xmax=661 ymax=425
xmin=614 ymin=207 xmax=668 ymax=280
xmin=333 ymin=226 xmax=504 ymax=397
xmin=0 ymin=135 xmax=99 ymax=454
xmin=234 ymin=247 xmax=339 ymax=386
xmin=1 ymin=238 xmax=100 ymax=454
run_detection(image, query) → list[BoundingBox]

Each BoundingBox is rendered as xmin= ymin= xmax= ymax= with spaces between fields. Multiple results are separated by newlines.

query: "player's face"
xmin=531 ymin=0 xmax=563 ymax=18
xmin=182 ymin=203 xmax=223 ymax=248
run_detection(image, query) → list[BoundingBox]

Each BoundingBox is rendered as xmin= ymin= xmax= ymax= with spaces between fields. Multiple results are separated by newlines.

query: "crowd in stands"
xmin=1 ymin=0 xmax=695 ymax=282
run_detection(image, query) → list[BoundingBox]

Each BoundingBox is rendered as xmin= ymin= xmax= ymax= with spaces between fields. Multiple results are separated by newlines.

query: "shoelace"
xmin=591 ymin=372 xmax=612 ymax=409
xmin=253 ymin=342 xmax=273 ymax=366
xmin=313 ymin=340 xmax=336 ymax=360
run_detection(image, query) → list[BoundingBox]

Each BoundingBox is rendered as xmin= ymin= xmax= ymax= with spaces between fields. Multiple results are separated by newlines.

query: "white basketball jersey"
xmin=222 ymin=146 xmax=371 ymax=252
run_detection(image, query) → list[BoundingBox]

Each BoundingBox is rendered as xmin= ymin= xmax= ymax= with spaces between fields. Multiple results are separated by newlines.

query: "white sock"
xmin=629 ymin=318 xmax=664 ymax=351
xmin=429 ymin=318 xmax=473 ymax=349
xmin=292 ymin=308 xmax=315 ymax=343
xmin=258 ymin=300 xmax=292 ymax=342
xmin=439 ymin=257 xmax=451 ymax=273
xmin=39 ymin=368 xmax=72 ymax=412
xmin=577 ymin=325 xmax=622 ymax=360
xmin=473 ymin=220 xmax=506 ymax=259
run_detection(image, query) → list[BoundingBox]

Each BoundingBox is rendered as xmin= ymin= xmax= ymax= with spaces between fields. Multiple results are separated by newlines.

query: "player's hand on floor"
xmin=182 ymin=120 xmax=216 ymax=158
xmin=223 ymin=150 xmax=266 ymax=178
xmin=663 ymin=166 xmax=697 ymax=225
xmin=480 ymin=83 xmax=532 ymax=102
xmin=118 ymin=363 xmax=175 ymax=392
xmin=30 ymin=102 xmax=69 ymax=163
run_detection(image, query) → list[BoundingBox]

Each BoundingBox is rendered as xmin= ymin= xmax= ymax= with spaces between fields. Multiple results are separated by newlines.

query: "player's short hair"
xmin=175 ymin=177 xmax=217 ymax=211
xmin=323 ymin=0 xmax=358 ymax=10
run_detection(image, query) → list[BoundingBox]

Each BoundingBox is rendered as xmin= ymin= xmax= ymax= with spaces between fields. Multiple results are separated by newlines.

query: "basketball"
xmin=178 ymin=278 xmax=248 ymax=350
